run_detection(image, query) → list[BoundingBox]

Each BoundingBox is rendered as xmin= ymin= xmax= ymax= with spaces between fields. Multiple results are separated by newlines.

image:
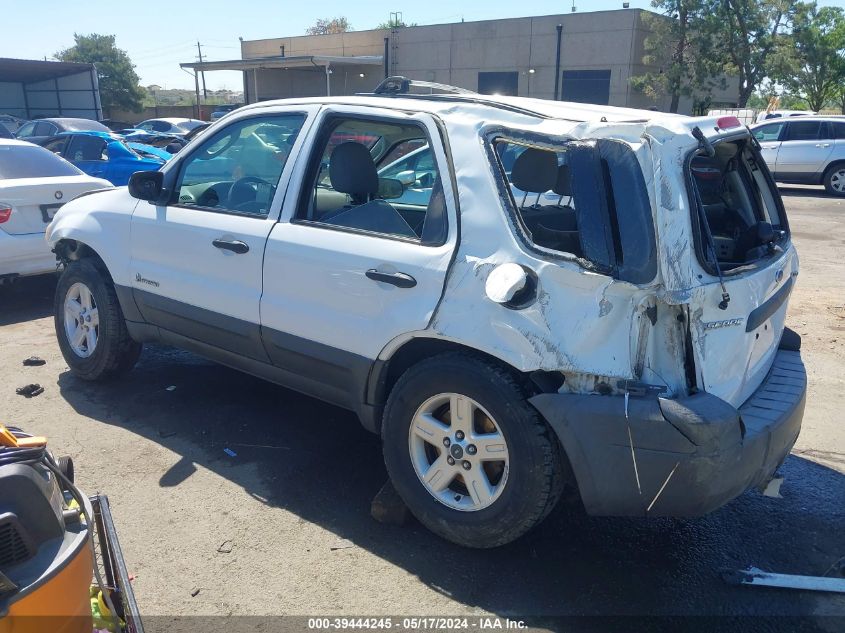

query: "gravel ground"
xmin=0 ymin=187 xmax=843 ymax=631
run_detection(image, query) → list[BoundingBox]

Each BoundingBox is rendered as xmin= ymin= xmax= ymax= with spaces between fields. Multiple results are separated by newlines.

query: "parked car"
xmin=210 ymin=104 xmax=243 ymax=122
xmin=0 ymin=139 xmax=110 ymax=280
xmin=116 ymin=129 xmax=186 ymax=154
xmin=132 ymin=118 xmax=206 ymax=136
xmin=0 ymin=124 xmax=13 ymax=140
xmin=0 ymin=114 xmax=25 ymax=135
xmin=14 ymin=118 xmax=111 ymax=145
xmin=39 ymin=131 xmax=168 ymax=186
xmin=755 ymin=109 xmax=816 ymax=123
xmin=46 ymin=80 xmax=804 ymax=548
xmin=751 ymin=116 xmax=845 ymax=195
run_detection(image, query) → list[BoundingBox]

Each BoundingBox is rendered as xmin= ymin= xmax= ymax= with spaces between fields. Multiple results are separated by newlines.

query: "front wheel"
xmin=823 ymin=164 xmax=845 ymax=196
xmin=381 ymin=352 xmax=564 ymax=548
xmin=54 ymin=259 xmax=141 ymax=380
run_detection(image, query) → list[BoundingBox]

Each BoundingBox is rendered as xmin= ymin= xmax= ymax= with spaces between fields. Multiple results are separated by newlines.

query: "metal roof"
xmin=180 ymin=55 xmax=383 ymax=73
xmin=0 ymin=58 xmax=95 ymax=83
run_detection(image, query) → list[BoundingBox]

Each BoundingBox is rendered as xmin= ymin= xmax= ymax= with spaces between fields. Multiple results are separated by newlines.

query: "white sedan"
xmin=0 ymin=140 xmax=111 ymax=279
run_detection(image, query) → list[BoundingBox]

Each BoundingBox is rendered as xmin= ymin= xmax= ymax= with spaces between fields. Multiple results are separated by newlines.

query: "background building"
xmin=183 ymin=8 xmax=738 ymax=115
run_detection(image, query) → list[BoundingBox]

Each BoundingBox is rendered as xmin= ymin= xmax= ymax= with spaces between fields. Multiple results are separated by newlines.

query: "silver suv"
xmin=751 ymin=116 xmax=845 ymax=195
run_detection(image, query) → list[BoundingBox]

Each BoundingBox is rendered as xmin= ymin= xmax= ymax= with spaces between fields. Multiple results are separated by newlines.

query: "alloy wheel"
xmin=408 ymin=393 xmax=509 ymax=511
xmin=830 ymin=169 xmax=845 ymax=193
xmin=63 ymin=282 xmax=99 ymax=358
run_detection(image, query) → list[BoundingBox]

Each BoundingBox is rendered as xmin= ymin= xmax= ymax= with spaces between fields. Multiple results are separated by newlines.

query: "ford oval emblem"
xmin=776 ymin=268 xmax=784 ymax=283
xmin=54 ymin=190 xmax=63 ymax=200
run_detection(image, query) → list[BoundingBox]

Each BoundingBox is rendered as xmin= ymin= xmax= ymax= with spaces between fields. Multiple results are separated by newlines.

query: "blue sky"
xmin=4 ymin=0 xmax=845 ymax=91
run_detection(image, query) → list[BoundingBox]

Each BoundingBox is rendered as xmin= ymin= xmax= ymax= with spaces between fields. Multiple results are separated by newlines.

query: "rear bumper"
xmin=529 ymin=346 xmax=806 ymax=517
xmin=0 ymin=230 xmax=54 ymax=277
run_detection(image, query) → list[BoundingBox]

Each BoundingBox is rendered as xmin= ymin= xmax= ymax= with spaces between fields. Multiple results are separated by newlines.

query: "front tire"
xmin=823 ymin=163 xmax=845 ymax=196
xmin=381 ymin=352 xmax=564 ymax=548
xmin=54 ymin=259 xmax=141 ymax=380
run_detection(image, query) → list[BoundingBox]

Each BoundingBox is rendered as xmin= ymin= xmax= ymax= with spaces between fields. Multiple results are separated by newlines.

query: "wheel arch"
xmin=366 ymin=335 xmax=565 ymax=412
xmin=823 ymin=159 xmax=845 ymax=184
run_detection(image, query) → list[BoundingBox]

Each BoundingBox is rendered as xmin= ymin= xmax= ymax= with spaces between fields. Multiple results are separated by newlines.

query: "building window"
xmin=478 ymin=71 xmax=519 ymax=96
xmin=561 ymin=70 xmax=611 ymax=105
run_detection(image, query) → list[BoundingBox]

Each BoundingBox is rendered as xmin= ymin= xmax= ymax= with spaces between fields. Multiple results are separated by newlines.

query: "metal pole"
xmin=383 ymin=37 xmax=389 ymax=79
xmin=325 ymin=63 xmax=331 ymax=96
xmin=554 ymin=24 xmax=563 ymax=101
xmin=253 ymin=69 xmax=259 ymax=102
xmin=193 ymin=69 xmax=200 ymax=118
xmin=197 ymin=41 xmax=207 ymax=99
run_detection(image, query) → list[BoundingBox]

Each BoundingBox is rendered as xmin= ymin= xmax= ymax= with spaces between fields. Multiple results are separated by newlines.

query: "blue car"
xmin=38 ymin=131 xmax=169 ymax=186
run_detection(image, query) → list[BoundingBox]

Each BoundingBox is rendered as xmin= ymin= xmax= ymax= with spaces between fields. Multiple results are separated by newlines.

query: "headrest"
xmin=553 ymin=165 xmax=572 ymax=196
xmin=510 ymin=148 xmax=557 ymax=194
xmin=329 ymin=142 xmax=379 ymax=196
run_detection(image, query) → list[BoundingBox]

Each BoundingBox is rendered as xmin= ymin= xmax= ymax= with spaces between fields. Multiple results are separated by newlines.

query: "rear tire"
xmin=54 ymin=259 xmax=141 ymax=381
xmin=823 ymin=163 xmax=845 ymax=196
xmin=381 ymin=352 xmax=564 ymax=548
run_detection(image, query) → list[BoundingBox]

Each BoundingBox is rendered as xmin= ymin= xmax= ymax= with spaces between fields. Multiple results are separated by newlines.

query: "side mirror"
xmin=128 ymin=170 xmax=165 ymax=202
xmin=377 ymin=177 xmax=404 ymax=200
xmin=395 ymin=170 xmax=417 ymax=186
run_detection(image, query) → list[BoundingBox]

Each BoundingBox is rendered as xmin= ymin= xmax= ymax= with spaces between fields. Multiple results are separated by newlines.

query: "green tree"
xmin=773 ymin=4 xmax=845 ymax=112
xmin=630 ymin=1 xmax=726 ymax=113
xmin=717 ymin=0 xmax=799 ymax=107
xmin=56 ymin=34 xmax=144 ymax=113
xmin=376 ymin=18 xmax=418 ymax=29
xmin=305 ymin=17 xmax=352 ymax=35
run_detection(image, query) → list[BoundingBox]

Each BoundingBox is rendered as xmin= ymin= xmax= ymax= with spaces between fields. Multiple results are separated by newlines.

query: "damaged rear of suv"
xmin=46 ymin=86 xmax=804 ymax=548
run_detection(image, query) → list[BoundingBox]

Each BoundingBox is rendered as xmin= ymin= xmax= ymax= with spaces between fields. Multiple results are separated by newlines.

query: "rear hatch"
xmin=651 ymin=117 xmax=797 ymax=407
xmin=0 ymin=176 xmax=106 ymax=236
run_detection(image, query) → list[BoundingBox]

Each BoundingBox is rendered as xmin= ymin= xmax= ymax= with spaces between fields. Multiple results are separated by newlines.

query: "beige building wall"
xmin=238 ymin=9 xmax=738 ymax=114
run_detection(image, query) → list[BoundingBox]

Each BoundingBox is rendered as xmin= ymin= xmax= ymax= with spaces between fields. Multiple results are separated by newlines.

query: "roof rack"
xmin=373 ymin=76 xmax=476 ymax=96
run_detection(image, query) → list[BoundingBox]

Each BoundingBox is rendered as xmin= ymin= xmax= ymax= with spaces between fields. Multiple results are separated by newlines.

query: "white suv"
xmin=47 ymin=79 xmax=806 ymax=548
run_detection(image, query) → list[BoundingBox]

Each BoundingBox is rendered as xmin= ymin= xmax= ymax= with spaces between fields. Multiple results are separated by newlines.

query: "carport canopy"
xmin=180 ymin=55 xmax=384 ymax=99
xmin=0 ymin=58 xmax=101 ymax=120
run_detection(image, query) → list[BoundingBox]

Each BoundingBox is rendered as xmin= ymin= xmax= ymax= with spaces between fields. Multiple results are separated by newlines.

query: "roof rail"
xmin=373 ymin=76 xmax=476 ymax=96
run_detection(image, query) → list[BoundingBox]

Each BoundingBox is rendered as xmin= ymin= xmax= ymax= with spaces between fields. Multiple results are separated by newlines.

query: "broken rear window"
xmin=491 ymin=136 xmax=656 ymax=285
xmin=688 ymin=137 xmax=788 ymax=273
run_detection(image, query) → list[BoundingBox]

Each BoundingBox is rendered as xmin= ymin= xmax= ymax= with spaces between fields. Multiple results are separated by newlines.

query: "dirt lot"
xmin=1 ymin=187 xmax=843 ymax=630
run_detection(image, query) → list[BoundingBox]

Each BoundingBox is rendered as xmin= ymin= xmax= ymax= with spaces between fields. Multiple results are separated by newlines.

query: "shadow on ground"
xmin=53 ymin=341 xmax=845 ymax=627
xmin=777 ymin=185 xmax=837 ymax=199
xmin=0 ymin=274 xmax=56 ymax=326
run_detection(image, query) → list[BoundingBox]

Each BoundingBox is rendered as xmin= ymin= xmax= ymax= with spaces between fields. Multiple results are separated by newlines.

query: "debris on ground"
xmin=190 ymin=587 xmax=201 ymax=597
xmin=217 ymin=540 xmax=233 ymax=553
xmin=762 ymin=477 xmax=784 ymax=498
xmin=723 ymin=566 xmax=845 ymax=593
xmin=22 ymin=356 xmax=46 ymax=366
xmin=223 ymin=448 xmax=237 ymax=458
xmin=165 ymin=385 xmax=177 ymax=392
xmin=15 ymin=384 xmax=44 ymax=398
xmin=330 ymin=539 xmax=355 ymax=551
xmin=370 ymin=479 xmax=410 ymax=526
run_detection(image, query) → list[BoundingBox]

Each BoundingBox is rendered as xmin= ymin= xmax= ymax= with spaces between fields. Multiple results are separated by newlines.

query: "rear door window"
xmin=296 ymin=117 xmax=447 ymax=245
xmin=785 ymin=121 xmax=822 ymax=141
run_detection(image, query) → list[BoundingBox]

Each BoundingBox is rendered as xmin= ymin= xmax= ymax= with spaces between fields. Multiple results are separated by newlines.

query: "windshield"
xmin=688 ymin=137 xmax=788 ymax=273
xmin=0 ymin=143 xmax=83 ymax=178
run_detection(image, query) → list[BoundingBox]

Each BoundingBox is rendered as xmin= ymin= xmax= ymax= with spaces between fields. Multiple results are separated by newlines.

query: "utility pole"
xmin=197 ymin=41 xmax=207 ymax=99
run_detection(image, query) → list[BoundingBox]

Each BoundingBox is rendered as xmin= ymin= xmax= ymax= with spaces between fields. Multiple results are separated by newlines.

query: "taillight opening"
xmin=0 ymin=205 xmax=12 ymax=224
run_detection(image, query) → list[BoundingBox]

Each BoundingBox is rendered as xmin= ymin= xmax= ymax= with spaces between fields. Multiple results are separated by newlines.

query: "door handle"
xmin=815 ymin=143 xmax=831 ymax=148
xmin=212 ymin=238 xmax=249 ymax=254
xmin=365 ymin=269 xmax=417 ymax=288
xmin=762 ymin=145 xmax=778 ymax=150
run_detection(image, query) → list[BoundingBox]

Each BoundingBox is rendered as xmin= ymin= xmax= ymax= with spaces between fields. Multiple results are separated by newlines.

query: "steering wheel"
xmin=228 ymin=176 xmax=274 ymax=211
